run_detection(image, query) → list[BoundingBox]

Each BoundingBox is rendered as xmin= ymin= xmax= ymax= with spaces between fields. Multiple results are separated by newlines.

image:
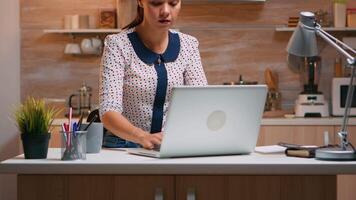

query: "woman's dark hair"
xmin=123 ymin=5 xmax=144 ymax=29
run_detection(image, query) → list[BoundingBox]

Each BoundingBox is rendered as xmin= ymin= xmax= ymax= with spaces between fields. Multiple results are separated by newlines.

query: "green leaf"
xmin=13 ymin=97 xmax=62 ymax=135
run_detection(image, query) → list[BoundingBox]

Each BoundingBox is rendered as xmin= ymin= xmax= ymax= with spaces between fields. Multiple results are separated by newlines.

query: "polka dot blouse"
xmin=99 ymin=28 xmax=208 ymax=133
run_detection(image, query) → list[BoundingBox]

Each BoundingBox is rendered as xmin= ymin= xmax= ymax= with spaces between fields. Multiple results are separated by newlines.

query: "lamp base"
xmin=315 ymin=147 xmax=356 ymax=161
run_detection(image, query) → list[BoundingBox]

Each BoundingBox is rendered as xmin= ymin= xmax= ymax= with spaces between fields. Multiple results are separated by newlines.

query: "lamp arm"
xmin=317 ymin=26 xmax=356 ymax=54
xmin=315 ymin=27 xmax=356 ymax=65
xmin=314 ymin=24 xmax=356 ymax=150
xmin=338 ymin=67 xmax=356 ymax=150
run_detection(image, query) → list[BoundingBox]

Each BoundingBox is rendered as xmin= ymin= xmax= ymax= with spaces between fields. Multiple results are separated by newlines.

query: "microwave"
xmin=332 ymin=77 xmax=356 ymax=116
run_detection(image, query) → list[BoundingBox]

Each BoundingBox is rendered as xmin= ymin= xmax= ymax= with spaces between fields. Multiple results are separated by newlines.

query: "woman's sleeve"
xmin=99 ymin=35 xmax=126 ymax=118
xmin=184 ymin=38 xmax=208 ymax=86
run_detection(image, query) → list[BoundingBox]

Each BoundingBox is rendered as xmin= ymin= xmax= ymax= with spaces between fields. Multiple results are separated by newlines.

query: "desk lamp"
xmin=287 ymin=11 xmax=356 ymax=160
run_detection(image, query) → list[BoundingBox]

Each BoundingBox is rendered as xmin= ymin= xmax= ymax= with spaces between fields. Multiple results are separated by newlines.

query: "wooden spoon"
xmin=264 ymin=68 xmax=277 ymax=91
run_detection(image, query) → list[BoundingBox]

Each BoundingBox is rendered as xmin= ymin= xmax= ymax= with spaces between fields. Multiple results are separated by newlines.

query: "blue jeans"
xmin=103 ymin=132 xmax=141 ymax=148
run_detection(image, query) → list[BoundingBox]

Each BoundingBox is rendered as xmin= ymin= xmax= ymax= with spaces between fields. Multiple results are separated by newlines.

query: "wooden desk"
xmin=1 ymin=148 xmax=356 ymax=200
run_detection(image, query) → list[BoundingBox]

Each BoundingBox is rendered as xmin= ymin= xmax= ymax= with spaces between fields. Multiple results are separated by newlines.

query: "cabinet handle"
xmin=187 ymin=188 xmax=196 ymax=200
xmin=155 ymin=187 xmax=164 ymax=200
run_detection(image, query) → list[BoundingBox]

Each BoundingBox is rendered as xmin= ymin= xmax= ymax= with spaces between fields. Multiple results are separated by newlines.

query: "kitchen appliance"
xmin=293 ymin=56 xmax=329 ymax=117
xmin=68 ymin=82 xmax=92 ymax=117
xmin=332 ymin=77 xmax=356 ymax=116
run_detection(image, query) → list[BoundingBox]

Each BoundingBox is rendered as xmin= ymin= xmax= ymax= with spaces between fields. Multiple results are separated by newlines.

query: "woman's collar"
xmin=128 ymin=30 xmax=180 ymax=65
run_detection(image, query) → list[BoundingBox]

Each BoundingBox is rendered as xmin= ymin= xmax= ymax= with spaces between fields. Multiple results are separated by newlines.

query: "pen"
xmin=64 ymin=123 xmax=70 ymax=148
xmin=73 ymin=122 xmax=77 ymax=136
xmin=68 ymin=107 xmax=72 ymax=132
xmin=61 ymin=123 xmax=67 ymax=144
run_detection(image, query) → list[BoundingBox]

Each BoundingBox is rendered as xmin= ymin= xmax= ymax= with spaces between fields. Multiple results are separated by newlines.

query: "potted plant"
xmin=14 ymin=97 xmax=60 ymax=159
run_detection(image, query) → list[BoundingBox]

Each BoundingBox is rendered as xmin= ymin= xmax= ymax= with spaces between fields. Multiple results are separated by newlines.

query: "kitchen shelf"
xmin=275 ymin=26 xmax=356 ymax=32
xmin=43 ymin=29 xmax=121 ymax=34
xmin=184 ymin=0 xmax=265 ymax=3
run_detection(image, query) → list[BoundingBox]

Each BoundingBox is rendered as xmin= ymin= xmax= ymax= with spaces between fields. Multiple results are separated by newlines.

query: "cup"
xmin=79 ymin=15 xmax=89 ymax=29
xmin=61 ymin=131 xmax=87 ymax=160
xmin=71 ymin=15 xmax=80 ymax=29
xmin=63 ymin=15 xmax=72 ymax=29
xmin=64 ymin=43 xmax=81 ymax=55
xmin=88 ymin=15 xmax=97 ymax=29
xmin=81 ymin=122 xmax=103 ymax=153
xmin=334 ymin=3 xmax=346 ymax=28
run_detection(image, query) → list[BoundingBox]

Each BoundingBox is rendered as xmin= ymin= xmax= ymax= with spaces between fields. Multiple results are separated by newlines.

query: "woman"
xmin=99 ymin=0 xmax=207 ymax=149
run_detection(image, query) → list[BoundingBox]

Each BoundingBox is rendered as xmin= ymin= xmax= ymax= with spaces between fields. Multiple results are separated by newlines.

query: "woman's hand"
xmin=136 ymin=130 xmax=163 ymax=149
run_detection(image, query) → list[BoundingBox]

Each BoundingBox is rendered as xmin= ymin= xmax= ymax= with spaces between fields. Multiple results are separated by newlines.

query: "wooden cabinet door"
xmin=114 ymin=175 xmax=174 ymax=200
xmin=258 ymin=125 xmax=334 ymax=146
xmin=18 ymin=175 xmax=65 ymax=200
xmin=228 ymin=176 xmax=280 ymax=200
xmin=67 ymin=175 xmax=114 ymax=200
xmin=280 ymin=175 xmax=336 ymax=200
xmin=333 ymin=125 xmax=356 ymax=145
xmin=334 ymin=126 xmax=356 ymax=200
xmin=176 ymin=176 xmax=226 ymax=200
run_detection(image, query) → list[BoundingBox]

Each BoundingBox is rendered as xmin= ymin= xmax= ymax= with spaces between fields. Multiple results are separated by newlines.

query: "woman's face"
xmin=139 ymin=0 xmax=181 ymax=29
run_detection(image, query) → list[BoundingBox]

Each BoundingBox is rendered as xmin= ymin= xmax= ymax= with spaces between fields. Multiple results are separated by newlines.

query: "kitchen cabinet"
xmin=114 ymin=176 xmax=175 ymax=200
xmin=18 ymin=175 xmax=65 ymax=200
xmin=67 ymin=175 xmax=114 ymax=200
xmin=46 ymin=119 xmax=356 ymax=200
xmin=6 ymin=148 xmax=354 ymax=200
xmin=257 ymin=125 xmax=335 ymax=146
xmin=18 ymin=175 xmax=336 ymax=200
xmin=333 ymin=126 xmax=356 ymax=200
xmin=227 ymin=176 xmax=280 ymax=200
xmin=258 ymin=124 xmax=356 ymax=200
xmin=176 ymin=176 xmax=226 ymax=200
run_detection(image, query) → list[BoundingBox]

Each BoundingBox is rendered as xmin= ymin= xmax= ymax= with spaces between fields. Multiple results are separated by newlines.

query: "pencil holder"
xmin=61 ymin=131 xmax=87 ymax=161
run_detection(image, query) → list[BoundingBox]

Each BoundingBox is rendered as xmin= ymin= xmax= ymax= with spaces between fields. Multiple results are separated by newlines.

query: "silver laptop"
xmin=127 ymin=85 xmax=267 ymax=158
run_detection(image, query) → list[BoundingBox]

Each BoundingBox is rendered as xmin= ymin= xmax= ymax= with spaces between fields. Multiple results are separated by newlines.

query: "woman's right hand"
xmin=137 ymin=130 xmax=163 ymax=149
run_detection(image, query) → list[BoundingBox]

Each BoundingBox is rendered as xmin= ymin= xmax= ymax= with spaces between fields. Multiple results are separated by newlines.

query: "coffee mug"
xmin=81 ymin=122 xmax=103 ymax=153
xmin=81 ymin=37 xmax=102 ymax=55
xmin=64 ymin=43 xmax=81 ymax=55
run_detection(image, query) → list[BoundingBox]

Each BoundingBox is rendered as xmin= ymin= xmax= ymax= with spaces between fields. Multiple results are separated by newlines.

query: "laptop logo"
xmin=207 ymin=110 xmax=226 ymax=131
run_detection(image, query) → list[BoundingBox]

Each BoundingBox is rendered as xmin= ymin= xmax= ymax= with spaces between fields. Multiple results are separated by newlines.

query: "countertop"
xmin=1 ymin=148 xmax=356 ymax=175
xmin=53 ymin=117 xmax=356 ymax=126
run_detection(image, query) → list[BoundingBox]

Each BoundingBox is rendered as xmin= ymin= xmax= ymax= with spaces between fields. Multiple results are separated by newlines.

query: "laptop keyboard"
xmin=152 ymin=145 xmax=161 ymax=151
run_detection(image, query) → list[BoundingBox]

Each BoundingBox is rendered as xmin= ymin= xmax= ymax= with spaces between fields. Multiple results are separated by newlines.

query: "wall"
xmin=20 ymin=0 xmax=356 ymax=112
xmin=0 ymin=0 xmax=21 ymax=199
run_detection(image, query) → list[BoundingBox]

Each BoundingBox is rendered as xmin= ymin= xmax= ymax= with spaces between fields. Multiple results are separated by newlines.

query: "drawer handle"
xmin=187 ymin=188 xmax=196 ymax=200
xmin=155 ymin=187 xmax=164 ymax=200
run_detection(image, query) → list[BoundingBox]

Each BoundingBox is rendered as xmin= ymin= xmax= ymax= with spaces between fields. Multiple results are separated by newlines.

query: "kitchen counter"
xmin=1 ymin=148 xmax=356 ymax=175
xmin=53 ymin=117 xmax=356 ymax=126
xmin=261 ymin=117 xmax=356 ymax=126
